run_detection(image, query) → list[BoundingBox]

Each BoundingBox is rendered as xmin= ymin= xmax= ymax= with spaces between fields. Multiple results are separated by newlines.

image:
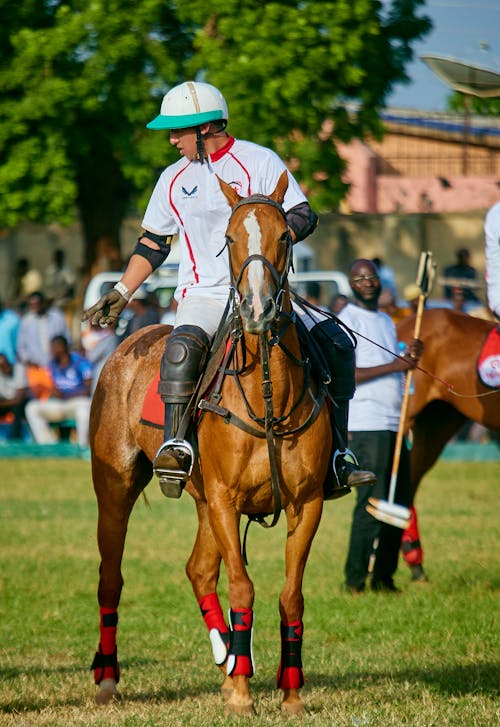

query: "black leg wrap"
xmin=90 ymin=646 xmax=120 ymax=684
xmin=276 ymin=621 xmax=304 ymax=689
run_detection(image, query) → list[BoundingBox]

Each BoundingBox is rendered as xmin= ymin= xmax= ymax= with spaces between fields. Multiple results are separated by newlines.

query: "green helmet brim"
xmin=147 ymin=109 xmax=224 ymax=130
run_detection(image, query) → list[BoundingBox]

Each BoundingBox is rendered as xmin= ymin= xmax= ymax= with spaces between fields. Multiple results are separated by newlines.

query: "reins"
xmin=291 ymin=291 xmax=500 ymax=400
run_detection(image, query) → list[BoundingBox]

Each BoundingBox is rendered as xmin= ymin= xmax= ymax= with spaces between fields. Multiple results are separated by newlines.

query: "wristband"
xmin=113 ymin=282 xmax=131 ymax=301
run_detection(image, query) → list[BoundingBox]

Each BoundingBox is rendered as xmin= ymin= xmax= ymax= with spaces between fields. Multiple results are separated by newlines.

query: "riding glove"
xmin=82 ymin=289 xmax=128 ymax=327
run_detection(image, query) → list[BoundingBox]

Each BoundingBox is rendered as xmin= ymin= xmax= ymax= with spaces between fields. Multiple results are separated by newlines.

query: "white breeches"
xmin=25 ymin=397 xmax=91 ymax=447
xmin=174 ymin=296 xmax=228 ymax=338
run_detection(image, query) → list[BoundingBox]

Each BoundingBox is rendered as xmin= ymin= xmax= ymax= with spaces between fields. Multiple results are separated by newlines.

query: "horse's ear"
xmin=270 ymin=170 xmax=289 ymax=205
xmin=217 ymin=175 xmax=242 ymax=209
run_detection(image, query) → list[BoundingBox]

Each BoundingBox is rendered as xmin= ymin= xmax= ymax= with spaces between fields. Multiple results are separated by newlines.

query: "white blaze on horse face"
xmin=244 ymin=210 xmax=265 ymax=318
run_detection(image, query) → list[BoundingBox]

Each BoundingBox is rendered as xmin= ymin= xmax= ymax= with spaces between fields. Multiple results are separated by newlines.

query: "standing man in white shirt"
xmin=82 ymin=80 xmax=374 ymax=499
xmin=484 ymin=202 xmax=500 ymax=319
xmin=338 ymin=259 xmax=423 ymax=593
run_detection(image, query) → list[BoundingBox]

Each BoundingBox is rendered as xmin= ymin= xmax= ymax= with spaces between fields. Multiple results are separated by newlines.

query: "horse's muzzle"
xmin=240 ymin=295 xmax=276 ymax=334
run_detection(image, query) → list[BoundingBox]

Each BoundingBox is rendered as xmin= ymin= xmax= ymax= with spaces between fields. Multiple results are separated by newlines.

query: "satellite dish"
xmin=421 ymin=54 xmax=500 ymax=98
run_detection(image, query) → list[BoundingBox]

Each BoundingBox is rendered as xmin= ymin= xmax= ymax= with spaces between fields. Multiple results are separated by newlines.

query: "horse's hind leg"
xmin=185 ymin=499 xmax=233 ymax=700
xmin=92 ymin=452 xmax=151 ymax=705
xmin=278 ymin=497 xmax=323 ymax=716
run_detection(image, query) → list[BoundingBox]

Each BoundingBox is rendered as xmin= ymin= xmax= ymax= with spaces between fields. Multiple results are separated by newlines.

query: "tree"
xmin=0 ymin=0 xmax=193 ymax=270
xmin=0 ymin=1 xmax=431 ymax=269
xmin=180 ymin=0 xmax=432 ymax=209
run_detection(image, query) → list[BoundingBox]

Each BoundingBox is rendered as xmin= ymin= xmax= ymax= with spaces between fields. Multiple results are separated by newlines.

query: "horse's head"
xmin=219 ymin=170 xmax=292 ymax=335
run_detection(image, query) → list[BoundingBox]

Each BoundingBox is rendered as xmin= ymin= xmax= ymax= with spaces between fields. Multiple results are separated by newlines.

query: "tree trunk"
xmin=76 ymin=146 xmax=132 ymax=275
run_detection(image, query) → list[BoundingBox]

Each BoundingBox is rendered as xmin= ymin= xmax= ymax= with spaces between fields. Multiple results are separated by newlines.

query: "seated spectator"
xmin=25 ymin=336 xmax=93 ymax=448
xmin=0 ymin=353 xmax=28 ymax=440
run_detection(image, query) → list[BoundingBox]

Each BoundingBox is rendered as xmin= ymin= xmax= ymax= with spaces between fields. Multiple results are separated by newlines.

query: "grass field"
xmin=1 ymin=457 xmax=499 ymax=726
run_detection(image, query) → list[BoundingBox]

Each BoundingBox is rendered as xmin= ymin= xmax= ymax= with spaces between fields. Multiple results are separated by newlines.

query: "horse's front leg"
xmin=186 ymin=499 xmax=233 ymax=699
xmin=207 ymin=500 xmax=256 ymax=716
xmin=278 ymin=496 xmax=323 ymax=716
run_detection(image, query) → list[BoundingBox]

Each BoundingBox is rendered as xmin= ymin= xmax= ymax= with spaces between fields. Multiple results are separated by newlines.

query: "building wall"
xmin=339 ymin=132 xmax=500 ymax=215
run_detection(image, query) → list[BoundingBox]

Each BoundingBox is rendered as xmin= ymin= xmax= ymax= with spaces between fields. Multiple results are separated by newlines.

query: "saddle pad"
xmin=477 ymin=326 xmax=500 ymax=389
xmin=140 ymin=372 xmax=163 ymax=428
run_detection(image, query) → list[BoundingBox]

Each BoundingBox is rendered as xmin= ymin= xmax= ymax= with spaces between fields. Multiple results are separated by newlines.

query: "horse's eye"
xmin=279 ymin=230 xmax=290 ymax=244
xmin=226 ymin=235 xmax=234 ymax=246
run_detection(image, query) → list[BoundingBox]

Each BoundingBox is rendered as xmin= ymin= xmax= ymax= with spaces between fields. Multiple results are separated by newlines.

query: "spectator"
xmin=337 ymin=259 xmax=423 ymax=593
xmin=9 ymin=258 xmax=43 ymax=308
xmin=44 ymin=248 xmax=77 ymax=306
xmin=402 ymin=283 xmax=422 ymax=316
xmin=372 ymin=257 xmax=398 ymax=300
xmin=0 ymin=353 xmax=28 ymax=440
xmin=450 ymin=286 xmax=467 ymax=313
xmin=0 ymin=298 xmax=20 ymax=366
xmin=121 ymin=289 xmax=160 ymax=339
xmin=442 ymin=248 xmax=479 ymax=303
xmin=25 ymin=335 xmax=93 ymax=448
xmin=81 ymin=320 xmax=120 ymax=395
xmin=17 ymin=291 xmax=70 ymax=369
xmin=484 ymin=201 xmax=500 ymax=319
xmin=330 ymin=293 xmax=349 ymax=315
xmin=378 ymin=288 xmax=407 ymax=324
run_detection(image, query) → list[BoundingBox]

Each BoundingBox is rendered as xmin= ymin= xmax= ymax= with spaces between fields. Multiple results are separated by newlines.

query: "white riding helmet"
xmin=147 ymin=81 xmax=229 ymax=130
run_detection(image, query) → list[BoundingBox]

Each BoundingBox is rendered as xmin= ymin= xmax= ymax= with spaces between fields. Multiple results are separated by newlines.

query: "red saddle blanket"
xmin=477 ymin=326 xmax=500 ymax=389
xmin=141 ymin=372 xmax=163 ymax=428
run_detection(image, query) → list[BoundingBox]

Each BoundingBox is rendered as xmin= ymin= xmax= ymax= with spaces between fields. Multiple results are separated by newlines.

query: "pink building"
xmin=338 ymin=110 xmax=500 ymax=214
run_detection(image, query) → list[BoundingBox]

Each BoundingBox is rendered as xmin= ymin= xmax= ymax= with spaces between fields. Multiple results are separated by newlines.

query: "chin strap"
xmin=196 ymin=127 xmax=206 ymax=164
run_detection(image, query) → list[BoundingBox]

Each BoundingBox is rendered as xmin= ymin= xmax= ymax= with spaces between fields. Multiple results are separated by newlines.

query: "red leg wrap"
xmin=90 ymin=607 xmax=120 ymax=684
xmin=226 ymin=608 xmax=254 ymax=677
xmin=401 ymin=505 xmax=423 ymax=566
xmin=199 ymin=592 xmax=228 ymax=634
xmin=199 ymin=592 xmax=230 ymax=665
xmin=276 ymin=620 xmax=305 ymax=689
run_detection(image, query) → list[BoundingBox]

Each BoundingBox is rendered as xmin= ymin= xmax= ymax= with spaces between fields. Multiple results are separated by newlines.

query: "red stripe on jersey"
xmin=169 ymin=160 xmax=199 ymax=297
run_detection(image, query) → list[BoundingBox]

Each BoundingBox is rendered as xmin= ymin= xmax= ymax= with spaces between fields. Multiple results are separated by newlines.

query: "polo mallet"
xmin=366 ymin=251 xmax=436 ymax=529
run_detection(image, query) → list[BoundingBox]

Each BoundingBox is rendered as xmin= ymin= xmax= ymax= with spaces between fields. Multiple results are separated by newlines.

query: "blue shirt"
xmin=0 ymin=308 xmax=20 ymax=365
xmin=49 ymin=352 xmax=93 ymax=398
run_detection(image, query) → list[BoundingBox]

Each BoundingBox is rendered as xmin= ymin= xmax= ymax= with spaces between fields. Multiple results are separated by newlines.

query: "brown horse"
xmin=89 ymin=171 xmax=331 ymax=715
xmin=397 ymin=308 xmax=500 ymax=574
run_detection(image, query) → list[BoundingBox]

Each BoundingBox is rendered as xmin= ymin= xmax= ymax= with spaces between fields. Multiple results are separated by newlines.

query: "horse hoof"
xmin=95 ymin=679 xmax=121 ymax=705
xmin=225 ymin=700 xmax=256 ymax=716
xmin=410 ymin=564 xmax=429 ymax=583
xmin=281 ymin=700 xmax=306 ymax=716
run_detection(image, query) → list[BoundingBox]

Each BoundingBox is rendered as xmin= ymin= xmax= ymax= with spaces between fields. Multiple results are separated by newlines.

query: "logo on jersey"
xmin=182 ymin=185 xmax=198 ymax=197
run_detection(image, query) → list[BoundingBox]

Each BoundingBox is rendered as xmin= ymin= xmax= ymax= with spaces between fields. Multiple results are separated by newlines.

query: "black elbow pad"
xmin=286 ymin=203 xmax=319 ymax=242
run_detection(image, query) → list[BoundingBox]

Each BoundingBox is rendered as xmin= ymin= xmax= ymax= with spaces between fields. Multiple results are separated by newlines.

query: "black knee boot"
xmin=153 ymin=325 xmax=210 ymax=498
xmin=309 ymin=319 xmax=376 ymax=498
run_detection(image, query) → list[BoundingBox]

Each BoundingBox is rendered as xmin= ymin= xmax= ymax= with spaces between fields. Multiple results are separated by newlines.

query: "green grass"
xmin=0 ymin=458 xmax=499 ymax=726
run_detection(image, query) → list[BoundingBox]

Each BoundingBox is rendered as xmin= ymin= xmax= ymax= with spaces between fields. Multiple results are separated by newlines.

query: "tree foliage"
xmin=0 ymin=1 xmax=431 ymax=268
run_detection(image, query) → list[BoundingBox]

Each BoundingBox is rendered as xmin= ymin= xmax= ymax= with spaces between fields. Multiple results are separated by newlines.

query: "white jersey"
xmin=142 ymin=137 xmax=307 ymax=302
xmin=484 ymin=202 xmax=500 ymax=318
xmin=337 ymin=303 xmax=403 ymax=432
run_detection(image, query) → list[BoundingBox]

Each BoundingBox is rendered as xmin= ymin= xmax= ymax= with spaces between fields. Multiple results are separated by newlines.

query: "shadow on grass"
xmin=310 ymin=661 xmax=500 ymax=697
